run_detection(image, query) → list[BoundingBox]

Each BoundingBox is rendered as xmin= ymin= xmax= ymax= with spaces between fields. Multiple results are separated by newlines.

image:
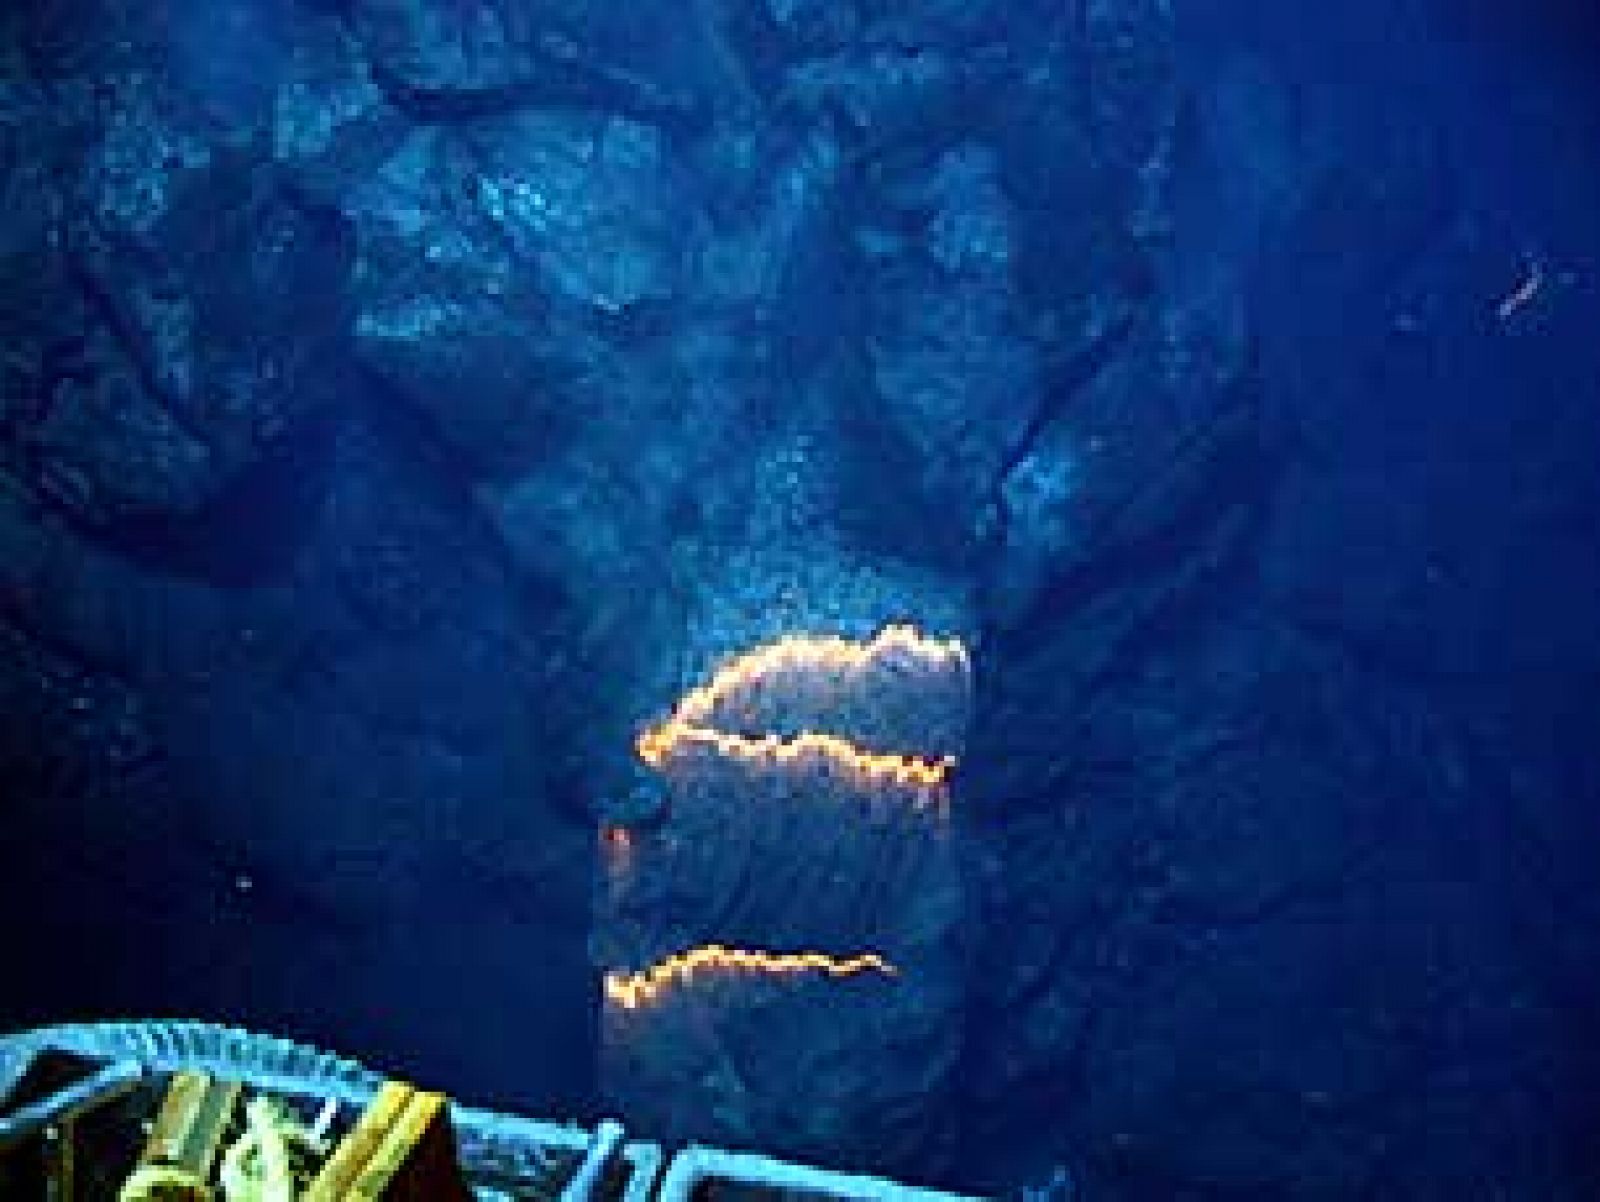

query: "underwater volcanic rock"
xmin=0 ymin=0 xmax=1186 ymax=1166
xmin=344 ymin=110 xmax=701 ymax=476
xmin=11 ymin=132 xmax=351 ymax=530
xmin=956 ymin=5 xmax=1600 ymax=1196
xmin=597 ymin=627 xmax=973 ymax=1175
xmin=1 ymin=0 xmax=1594 ymax=1197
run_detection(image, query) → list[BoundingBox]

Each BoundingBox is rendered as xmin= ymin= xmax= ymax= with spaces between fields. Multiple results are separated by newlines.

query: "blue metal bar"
xmin=0 ymin=1060 xmax=144 ymax=1150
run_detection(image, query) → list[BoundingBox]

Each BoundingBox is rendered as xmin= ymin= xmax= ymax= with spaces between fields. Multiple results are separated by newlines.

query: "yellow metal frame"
xmin=305 ymin=1081 xmax=457 ymax=1201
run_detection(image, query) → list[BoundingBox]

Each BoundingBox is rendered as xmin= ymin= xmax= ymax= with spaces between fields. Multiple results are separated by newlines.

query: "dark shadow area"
xmin=90 ymin=413 xmax=338 ymax=588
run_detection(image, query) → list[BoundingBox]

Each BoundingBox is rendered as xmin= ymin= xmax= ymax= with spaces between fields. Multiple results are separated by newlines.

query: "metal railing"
xmin=0 ymin=1026 xmax=986 ymax=1201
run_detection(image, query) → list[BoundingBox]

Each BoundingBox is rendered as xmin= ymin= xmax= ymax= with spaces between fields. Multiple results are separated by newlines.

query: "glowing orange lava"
xmin=635 ymin=624 xmax=968 ymax=788
xmin=604 ymin=944 xmax=897 ymax=1010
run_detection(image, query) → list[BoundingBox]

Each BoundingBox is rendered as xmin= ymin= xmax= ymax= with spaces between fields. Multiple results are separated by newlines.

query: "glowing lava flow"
xmin=604 ymin=944 xmax=897 ymax=1010
xmin=635 ymin=624 xmax=968 ymax=788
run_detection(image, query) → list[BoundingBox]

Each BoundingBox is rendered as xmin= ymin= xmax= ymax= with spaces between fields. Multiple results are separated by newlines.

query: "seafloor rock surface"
xmin=1 ymin=0 xmax=1596 ymax=1196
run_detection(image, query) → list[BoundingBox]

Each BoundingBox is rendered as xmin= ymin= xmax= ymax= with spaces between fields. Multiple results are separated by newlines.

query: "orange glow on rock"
xmin=604 ymin=944 xmax=897 ymax=1010
xmin=635 ymin=624 xmax=967 ymax=789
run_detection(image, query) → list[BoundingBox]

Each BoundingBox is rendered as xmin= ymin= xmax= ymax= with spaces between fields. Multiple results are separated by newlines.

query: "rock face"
xmin=1 ymin=0 xmax=1597 ymax=1196
xmin=599 ymin=627 xmax=972 ymax=1174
